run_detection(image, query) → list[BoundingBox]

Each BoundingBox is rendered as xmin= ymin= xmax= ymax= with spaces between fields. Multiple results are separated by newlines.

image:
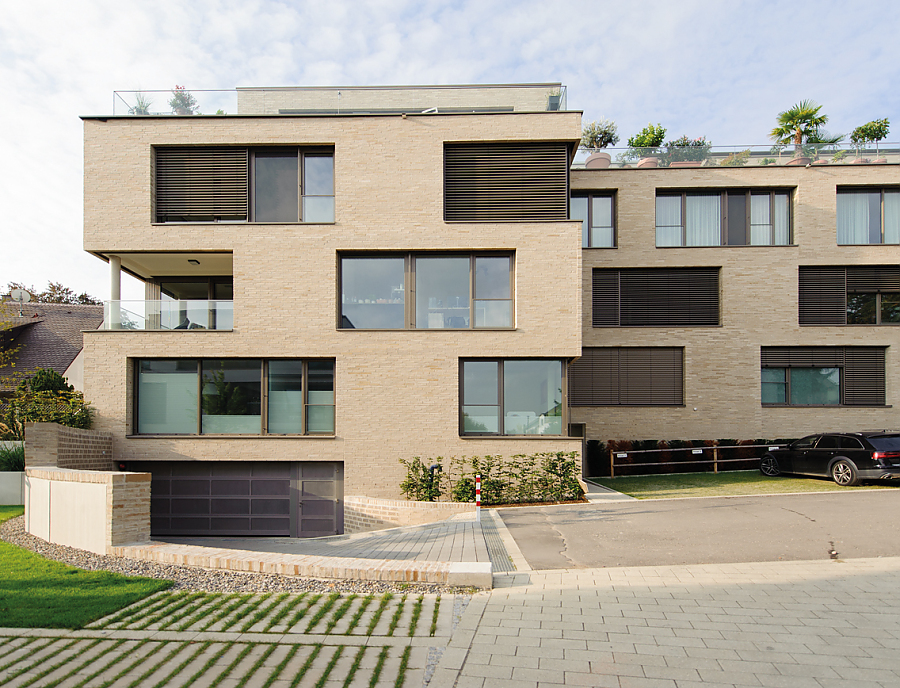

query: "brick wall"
xmin=344 ymin=495 xmax=475 ymax=534
xmin=25 ymin=422 xmax=114 ymax=470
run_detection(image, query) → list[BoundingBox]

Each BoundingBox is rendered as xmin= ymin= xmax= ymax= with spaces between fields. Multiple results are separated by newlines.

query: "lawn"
xmin=0 ymin=506 xmax=171 ymax=629
xmin=589 ymin=470 xmax=900 ymax=499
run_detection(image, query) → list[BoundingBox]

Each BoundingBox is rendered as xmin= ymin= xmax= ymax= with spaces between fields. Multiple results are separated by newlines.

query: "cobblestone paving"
xmin=0 ymin=592 xmax=466 ymax=687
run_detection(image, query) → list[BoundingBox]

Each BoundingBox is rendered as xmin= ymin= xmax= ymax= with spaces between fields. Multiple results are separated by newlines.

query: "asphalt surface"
xmin=498 ymin=489 xmax=900 ymax=570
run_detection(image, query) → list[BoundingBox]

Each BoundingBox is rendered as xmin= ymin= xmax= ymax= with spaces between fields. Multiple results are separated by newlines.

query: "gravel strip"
xmin=0 ymin=515 xmax=470 ymax=595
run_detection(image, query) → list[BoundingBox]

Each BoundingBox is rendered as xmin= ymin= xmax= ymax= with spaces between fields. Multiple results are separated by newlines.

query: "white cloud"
xmin=1 ymin=0 xmax=899 ymax=299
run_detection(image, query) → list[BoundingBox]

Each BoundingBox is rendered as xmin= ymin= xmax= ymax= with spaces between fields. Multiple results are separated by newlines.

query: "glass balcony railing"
xmin=572 ymin=143 xmax=900 ymax=169
xmin=103 ymin=301 xmax=233 ymax=331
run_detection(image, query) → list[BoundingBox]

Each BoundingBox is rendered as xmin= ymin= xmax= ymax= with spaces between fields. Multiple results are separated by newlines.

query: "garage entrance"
xmin=127 ymin=461 xmax=343 ymax=538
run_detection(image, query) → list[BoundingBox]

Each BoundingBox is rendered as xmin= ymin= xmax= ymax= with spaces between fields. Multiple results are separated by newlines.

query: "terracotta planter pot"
xmin=637 ymin=157 xmax=659 ymax=169
xmin=811 ymin=159 xmax=829 ymax=165
xmin=585 ymin=152 xmax=611 ymax=169
xmin=785 ymin=157 xmax=811 ymax=166
xmin=873 ymin=158 xmax=888 ymax=164
xmin=852 ymin=158 xmax=870 ymax=164
xmin=669 ymin=161 xmax=702 ymax=168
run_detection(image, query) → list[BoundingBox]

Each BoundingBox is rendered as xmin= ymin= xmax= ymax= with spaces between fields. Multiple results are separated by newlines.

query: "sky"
xmin=2 ymin=0 xmax=899 ymax=301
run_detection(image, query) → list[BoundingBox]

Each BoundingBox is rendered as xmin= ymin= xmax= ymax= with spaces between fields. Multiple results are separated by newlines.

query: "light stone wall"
xmin=0 ymin=472 xmax=24 ymax=504
xmin=344 ymin=495 xmax=475 ymax=534
xmin=82 ymin=112 xmax=583 ymax=500
xmin=571 ymin=164 xmax=900 ymax=442
xmin=236 ymin=84 xmax=562 ymax=115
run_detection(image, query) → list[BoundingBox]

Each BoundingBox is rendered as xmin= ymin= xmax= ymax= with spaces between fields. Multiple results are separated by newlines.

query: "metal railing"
xmin=103 ymin=300 xmax=233 ymax=331
xmin=573 ymin=143 xmax=900 ymax=169
xmin=607 ymin=443 xmax=786 ymax=478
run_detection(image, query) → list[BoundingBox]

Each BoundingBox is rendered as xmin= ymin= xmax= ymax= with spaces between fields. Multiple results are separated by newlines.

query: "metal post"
xmin=475 ymin=474 xmax=481 ymax=523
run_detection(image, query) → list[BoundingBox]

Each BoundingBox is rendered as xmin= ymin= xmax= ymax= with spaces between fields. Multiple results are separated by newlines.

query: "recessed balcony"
xmin=103 ymin=300 xmax=233 ymax=331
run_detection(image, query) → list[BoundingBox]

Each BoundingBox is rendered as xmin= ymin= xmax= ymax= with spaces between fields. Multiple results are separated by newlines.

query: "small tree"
xmin=7 ymin=281 xmax=101 ymax=305
xmin=20 ymin=368 xmax=74 ymax=394
xmin=581 ymin=118 xmax=619 ymax=149
xmin=168 ymin=85 xmax=199 ymax=115
xmin=850 ymin=118 xmax=890 ymax=158
xmin=770 ymin=100 xmax=829 ymax=157
xmin=661 ymin=135 xmax=711 ymax=166
xmin=626 ymin=123 xmax=666 ymax=159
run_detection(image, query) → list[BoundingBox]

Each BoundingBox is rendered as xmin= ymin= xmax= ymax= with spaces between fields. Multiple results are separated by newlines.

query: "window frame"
xmin=761 ymin=366 xmax=842 ymax=406
xmin=154 ymin=146 xmax=335 ymax=224
xmin=655 ymin=189 xmax=793 ymax=247
xmin=338 ymin=251 xmax=515 ymax=330
xmin=799 ymin=266 xmax=900 ymax=326
xmin=836 ymin=187 xmax=900 ymax=246
xmin=570 ymin=192 xmax=617 ymax=248
xmin=458 ymin=358 xmax=568 ymax=436
xmin=133 ymin=358 xmax=335 ymax=436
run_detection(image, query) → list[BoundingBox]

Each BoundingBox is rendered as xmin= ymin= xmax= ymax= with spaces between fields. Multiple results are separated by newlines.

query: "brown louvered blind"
xmin=761 ymin=346 xmax=885 ymax=406
xmin=156 ymin=147 xmax=249 ymax=222
xmin=846 ymin=265 xmax=900 ymax=291
xmin=798 ymin=267 xmax=846 ymax=325
xmin=570 ymin=347 xmax=683 ymax=406
xmin=592 ymin=268 xmax=719 ymax=327
xmin=444 ymin=142 xmax=569 ymax=222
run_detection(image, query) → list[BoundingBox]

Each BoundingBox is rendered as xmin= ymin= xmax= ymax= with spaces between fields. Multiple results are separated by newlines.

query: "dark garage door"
xmin=127 ymin=461 xmax=343 ymax=538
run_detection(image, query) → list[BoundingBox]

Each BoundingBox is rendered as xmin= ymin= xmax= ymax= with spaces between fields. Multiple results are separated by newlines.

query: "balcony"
xmin=572 ymin=143 xmax=900 ymax=170
xmin=103 ymin=301 xmax=233 ymax=331
xmin=111 ymin=83 xmax=569 ymax=116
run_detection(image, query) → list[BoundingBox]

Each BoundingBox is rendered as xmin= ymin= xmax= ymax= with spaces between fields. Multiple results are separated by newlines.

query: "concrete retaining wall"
xmin=344 ymin=495 xmax=475 ymax=534
xmin=25 ymin=467 xmax=151 ymax=555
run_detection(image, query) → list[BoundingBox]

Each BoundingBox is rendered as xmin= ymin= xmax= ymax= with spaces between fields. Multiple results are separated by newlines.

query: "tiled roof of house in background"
xmin=0 ymin=301 xmax=104 ymax=392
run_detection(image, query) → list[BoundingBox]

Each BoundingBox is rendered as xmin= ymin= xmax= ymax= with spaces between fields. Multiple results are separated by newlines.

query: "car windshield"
xmin=868 ymin=436 xmax=900 ymax=451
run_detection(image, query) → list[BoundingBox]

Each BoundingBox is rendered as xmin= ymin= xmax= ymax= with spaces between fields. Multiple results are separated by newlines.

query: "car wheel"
xmin=760 ymin=455 xmax=781 ymax=477
xmin=831 ymin=459 xmax=859 ymax=486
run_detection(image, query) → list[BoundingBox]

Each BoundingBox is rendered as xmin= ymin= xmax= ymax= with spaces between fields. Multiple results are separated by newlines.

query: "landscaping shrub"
xmin=398 ymin=457 xmax=442 ymax=502
xmin=0 ymin=444 xmax=24 ymax=471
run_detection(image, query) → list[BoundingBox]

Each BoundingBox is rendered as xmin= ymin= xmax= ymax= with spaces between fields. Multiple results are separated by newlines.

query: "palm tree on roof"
xmin=770 ymin=100 xmax=830 ymax=156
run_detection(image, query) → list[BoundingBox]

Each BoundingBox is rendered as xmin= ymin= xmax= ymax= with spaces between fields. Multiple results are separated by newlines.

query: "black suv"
xmin=760 ymin=432 xmax=900 ymax=486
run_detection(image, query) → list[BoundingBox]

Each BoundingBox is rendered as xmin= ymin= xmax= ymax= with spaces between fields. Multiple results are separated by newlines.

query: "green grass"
xmin=0 ymin=506 xmax=171 ymax=629
xmin=590 ymin=470 xmax=900 ymax=499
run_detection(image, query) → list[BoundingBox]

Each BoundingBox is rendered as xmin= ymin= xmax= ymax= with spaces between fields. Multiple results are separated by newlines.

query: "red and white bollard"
xmin=475 ymin=474 xmax=481 ymax=523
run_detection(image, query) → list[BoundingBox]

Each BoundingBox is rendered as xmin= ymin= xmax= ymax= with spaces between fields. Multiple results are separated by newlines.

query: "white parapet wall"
xmin=344 ymin=495 xmax=475 ymax=534
xmin=0 ymin=472 xmax=25 ymax=505
xmin=25 ymin=467 xmax=151 ymax=555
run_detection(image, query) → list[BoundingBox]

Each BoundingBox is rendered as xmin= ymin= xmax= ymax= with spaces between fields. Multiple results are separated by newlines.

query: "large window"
xmin=444 ymin=142 xmax=569 ymax=222
xmin=569 ymin=348 xmax=684 ymax=406
xmin=592 ymin=268 xmax=719 ymax=327
xmin=136 ymin=359 xmax=334 ymax=434
xmin=656 ymin=190 xmax=791 ymax=247
xmin=570 ymin=194 xmax=615 ymax=247
xmin=340 ymin=253 xmax=513 ymax=329
xmin=460 ymin=359 xmax=565 ymax=436
xmin=156 ymin=147 xmax=334 ymax=223
xmin=799 ymin=266 xmax=900 ymax=325
xmin=837 ymin=188 xmax=900 ymax=245
xmin=761 ymin=347 xmax=885 ymax=406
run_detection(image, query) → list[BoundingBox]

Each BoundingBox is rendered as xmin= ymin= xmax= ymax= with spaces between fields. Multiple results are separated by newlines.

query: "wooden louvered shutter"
xmin=570 ymin=348 xmax=619 ymax=405
xmin=592 ymin=270 xmax=620 ymax=326
xmin=156 ymin=147 xmax=249 ymax=222
xmin=843 ymin=347 xmax=886 ymax=405
xmin=619 ymin=348 xmax=684 ymax=405
xmin=444 ymin=142 xmax=569 ymax=222
xmin=619 ymin=268 xmax=719 ymax=326
xmin=798 ymin=267 xmax=846 ymax=325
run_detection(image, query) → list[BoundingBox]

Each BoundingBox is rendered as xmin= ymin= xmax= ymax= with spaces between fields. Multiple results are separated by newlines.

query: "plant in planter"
xmin=720 ymin=149 xmax=751 ymax=167
xmin=662 ymin=135 xmax=711 ymax=167
xmin=128 ymin=92 xmax=152 ymax=115
xmin=581 ymin=119 xmax=619 ymax=168
xmin=850 ymin=118 xmax=890 ymax=161
xmin=760 ymin=157 xmax=777 ymax=166
xmin=626 ymin=123 xmax=666 ymax=166
xmin=770 ymin=99 xmax=831 ymax=164
xmin=168 ymin=85 xmax=199 ymax=115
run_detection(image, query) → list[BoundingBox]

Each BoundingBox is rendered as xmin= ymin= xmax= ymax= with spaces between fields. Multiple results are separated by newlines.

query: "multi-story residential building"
xmin=82 ymin=83 xmax=899 ymax=538
xmin=82 ymin=84 xmax=583 ymax=537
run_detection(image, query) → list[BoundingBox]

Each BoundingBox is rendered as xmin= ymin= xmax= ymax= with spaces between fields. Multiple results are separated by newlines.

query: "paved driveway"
xmin=498 ymin=490 xmax=900 ymax=570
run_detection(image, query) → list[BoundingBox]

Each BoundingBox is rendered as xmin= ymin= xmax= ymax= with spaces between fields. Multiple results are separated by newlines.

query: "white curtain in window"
xmin=685 ymin=194 xmax=720 ymax=246
xmin=750 ymin=194 xmax=771 ymax=245
xmin=655 ymin=196 xmax=682 ymax=246
xmin=884 ymin=192 xmax=900 ymax=244
xmin=837 ymin=192 xmax=870 ymax=245
xmin=773 ymin=193 xmax=790 ymax=245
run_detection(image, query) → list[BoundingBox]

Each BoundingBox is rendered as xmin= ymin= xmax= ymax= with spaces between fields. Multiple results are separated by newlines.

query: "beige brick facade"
xmin=82 ymin=108 xmax=584 ymax=501
xmin=570 ymin=163 xmax=900 ymax=442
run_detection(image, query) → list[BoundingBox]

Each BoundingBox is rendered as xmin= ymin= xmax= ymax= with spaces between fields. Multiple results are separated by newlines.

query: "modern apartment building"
xmin=82 ymin=84 xmax=583 ymax=537
xmin=82 ymin=83 xmax=899 ymax=538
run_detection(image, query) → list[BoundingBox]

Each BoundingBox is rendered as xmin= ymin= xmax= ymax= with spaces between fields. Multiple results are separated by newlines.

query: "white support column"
xmin=108 ymin=255 xmax=122 ymax=329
